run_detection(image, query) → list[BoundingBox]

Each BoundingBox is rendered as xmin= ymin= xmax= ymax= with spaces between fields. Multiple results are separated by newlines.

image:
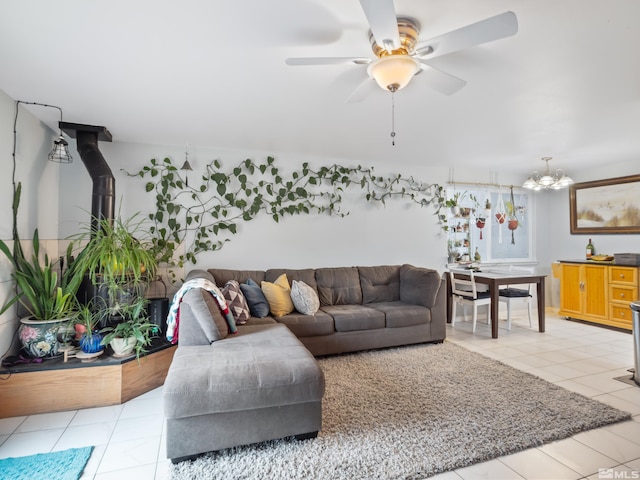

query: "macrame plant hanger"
xmin=508 ymin=186 xmax=519 ymax=245
xmin=495 ymin=188 xmax=506 ymax=244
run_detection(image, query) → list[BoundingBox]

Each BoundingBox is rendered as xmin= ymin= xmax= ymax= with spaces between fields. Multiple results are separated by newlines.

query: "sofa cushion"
xmin=367 ymin=301 xmax=430 ymax=328
xmin=266 ymin=268 xmax=318 ymax=291
xmin=358 ymin=266 xmax=401 ymax=304
xmin=164 ymin=324 xmax=325 ymax=419
xmin=290 ymin=280 xmax=320 ymax=315
xmin=315 ymin=267 xmax=362 ymax=306
xmin=320 ymin=305 xmax=385 ymax=332
xmin=261 ymin=274 xmax=295 ymax=317
xmin=240 ymin=278 xmax=270 ymax=318
xmin=276 ymin=310 xmax=334 ymax=337
xmin=222 ymin=280 xmax=251 ymax=324
xmin=178 ymin=288 xmax=230 ymax=345
xmin=209 ymin=268 xmax=266 ymax=286
xmin=399 ymin=264 xmax=442 ymax=308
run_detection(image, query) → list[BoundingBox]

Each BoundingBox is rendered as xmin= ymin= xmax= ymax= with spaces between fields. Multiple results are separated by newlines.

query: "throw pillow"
xmin=222 ymin=280 xmax=251 ymax=324
xmin=261 ymin=273 xmax=295 ymax=317
xmin=240 ymin=278 xmax=270 ymax=318
xmin=290 ymin=280 xmax=319 ymax=315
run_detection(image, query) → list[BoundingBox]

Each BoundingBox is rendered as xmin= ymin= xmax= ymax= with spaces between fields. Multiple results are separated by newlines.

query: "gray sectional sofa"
xmin=163 ymin=264 xmax=445 ymax=462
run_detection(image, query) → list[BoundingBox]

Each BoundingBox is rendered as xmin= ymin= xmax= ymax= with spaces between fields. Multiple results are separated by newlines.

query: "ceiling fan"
xmin=285 ymin=0 xmax=518 ymax=102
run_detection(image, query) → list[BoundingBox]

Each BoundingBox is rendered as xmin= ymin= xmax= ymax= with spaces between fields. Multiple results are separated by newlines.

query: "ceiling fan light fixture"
xmin=368 ymin=54 xmax=419 ymax=92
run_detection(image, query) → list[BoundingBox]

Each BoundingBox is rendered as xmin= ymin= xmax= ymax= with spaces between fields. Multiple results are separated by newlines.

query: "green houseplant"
xmin=74 ymin=302 xmax=104 ymax=354
xmin=100 ymin=298 xmax=158 ymax=359
xmin=74 ymin=213 xmax=158 ymax=327
xmin=0 ymin=183 xmax=87 ymax=358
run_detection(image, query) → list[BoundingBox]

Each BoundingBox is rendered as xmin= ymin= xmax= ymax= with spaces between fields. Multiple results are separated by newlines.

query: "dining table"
xmin=446 ymin=268 xmax=547 ymax=338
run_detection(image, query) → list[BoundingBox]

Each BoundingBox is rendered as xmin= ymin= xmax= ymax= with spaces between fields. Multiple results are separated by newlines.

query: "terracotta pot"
xmin=476 ymin=219 xmax=486 ymax=229
xmin=74 ymin=323 xmax=87 ymax=341
xmin=508 ymin=219 xmax=519 ymax=230
xmin=495 ymin=213 xmax=506 ymax=224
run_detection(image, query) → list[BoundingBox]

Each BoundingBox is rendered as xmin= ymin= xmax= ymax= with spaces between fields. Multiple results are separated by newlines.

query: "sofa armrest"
xmin=176 ymin=289 xmax=231 ymax=346
xmin=399 ymin=264 xmax=442 ymax=308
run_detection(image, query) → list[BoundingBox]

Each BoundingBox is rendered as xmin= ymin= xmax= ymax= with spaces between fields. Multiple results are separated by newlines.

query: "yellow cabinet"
xmin=559 ymin=263 xmax=608 ymax=322
xmin=559 ymin=262 xmax=638 ymax=330
xmin=608 ymin=265 xmax=638 ymax=329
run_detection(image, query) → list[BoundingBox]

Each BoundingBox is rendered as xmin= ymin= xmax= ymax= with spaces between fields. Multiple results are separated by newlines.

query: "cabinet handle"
xmin=620 ymin=293 xmax=626 ymax=299
xmin=620 ymin=311 xmax=625 ymax=317
xmin=620 ymin=274 xmax=625 ymax=279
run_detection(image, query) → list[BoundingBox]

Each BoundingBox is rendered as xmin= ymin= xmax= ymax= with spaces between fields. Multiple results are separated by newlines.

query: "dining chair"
xmin=449 ymin=270 xmax=491 ymax=333
xmin=498 ymin=265 xmax=534 ymax=330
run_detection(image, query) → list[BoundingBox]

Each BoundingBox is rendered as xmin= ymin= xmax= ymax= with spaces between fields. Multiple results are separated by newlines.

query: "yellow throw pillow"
xmin=261 ymin=274 xmax=295 ymax=317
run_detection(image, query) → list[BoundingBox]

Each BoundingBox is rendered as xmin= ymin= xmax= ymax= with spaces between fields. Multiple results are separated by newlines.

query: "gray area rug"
xmin=170 ymin=341 xmax=631 ymax=479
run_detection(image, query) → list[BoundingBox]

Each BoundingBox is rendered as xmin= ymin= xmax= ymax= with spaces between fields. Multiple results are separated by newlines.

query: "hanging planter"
xmin=508 ymin=186 xmax=519 ymax=245
xmin=476 ymin=217 xmax=486 ymax=239
xmin=494 ymin=191 xmax=506 ymax=244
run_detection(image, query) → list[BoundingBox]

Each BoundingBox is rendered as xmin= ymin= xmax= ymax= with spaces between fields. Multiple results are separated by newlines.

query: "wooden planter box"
xmin=0 ymin=342 xmax=176 ymax=418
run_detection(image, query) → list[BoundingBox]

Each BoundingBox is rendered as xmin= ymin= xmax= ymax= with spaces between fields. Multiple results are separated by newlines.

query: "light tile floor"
xmin=1 ymin=308 xmax=639 ymax=479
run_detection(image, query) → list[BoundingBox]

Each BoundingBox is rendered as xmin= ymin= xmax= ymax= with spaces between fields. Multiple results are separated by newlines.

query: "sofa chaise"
xmin=163 ymin=264 xmax=445 ymax=462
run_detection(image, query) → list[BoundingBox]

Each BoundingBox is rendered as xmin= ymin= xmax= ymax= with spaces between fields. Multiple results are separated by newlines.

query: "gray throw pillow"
xmin=239 ymin=278 xmax=270 ymax=318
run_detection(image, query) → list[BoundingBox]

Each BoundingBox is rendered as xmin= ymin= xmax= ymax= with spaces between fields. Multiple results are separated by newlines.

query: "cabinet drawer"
xmin=609 ymin=284 xmax=637 ymax=304
xmin=609 ymin=304 xmax=634 ymax=328
xmin=609 ymin=266 xmax=638 ymax=285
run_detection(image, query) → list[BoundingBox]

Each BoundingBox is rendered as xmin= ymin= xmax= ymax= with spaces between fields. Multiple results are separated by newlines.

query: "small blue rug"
xmin=0 ymin=446 xmax=94 ymax=480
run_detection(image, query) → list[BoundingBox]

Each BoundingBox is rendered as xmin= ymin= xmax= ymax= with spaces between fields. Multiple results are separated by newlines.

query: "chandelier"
xmin=522 ymin=157 xmax=573 ymax=191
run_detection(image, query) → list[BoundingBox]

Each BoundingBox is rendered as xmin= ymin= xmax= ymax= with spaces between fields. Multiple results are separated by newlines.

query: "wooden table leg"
xmin=537 ymin=277 xmax=546 ymax=332
xmin=446 ymin=273 xmax=453 ymax=324
xmin=490 ymin=280 xmax=499 ymax=338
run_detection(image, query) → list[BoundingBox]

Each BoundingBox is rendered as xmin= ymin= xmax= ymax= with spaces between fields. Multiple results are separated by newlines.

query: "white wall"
xmin=0 ymin=89 xmax=62 ymax=357
xmin=59 ymin=140 xmax=528 ymax=275
xmin=57 ymin=137 xmax=640 ymax=309
xmin=541 ymin=159 xmax=640 ymax=262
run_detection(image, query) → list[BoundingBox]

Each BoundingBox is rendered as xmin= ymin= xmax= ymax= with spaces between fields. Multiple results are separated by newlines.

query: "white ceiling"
xmin=1 ymin=0 xmax=639 ymax=175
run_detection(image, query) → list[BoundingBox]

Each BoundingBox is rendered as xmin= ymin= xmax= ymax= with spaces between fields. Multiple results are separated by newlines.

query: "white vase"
xmin=109 ymin=337 xmax=137 ymax=357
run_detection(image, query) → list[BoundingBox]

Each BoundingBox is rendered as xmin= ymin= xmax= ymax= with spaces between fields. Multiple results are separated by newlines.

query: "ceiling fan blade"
xmin=359 ymin=0 xmax=401 ymax=52
xmin=345 ymin=76 xmax=378 ymax=103
xmin=415 ymin=11 xmax=518 ymax=59
xmin=418 ymin=62 xmax=467 ymax=95
xmin=286 ymin=57 xmax=372 ymax=66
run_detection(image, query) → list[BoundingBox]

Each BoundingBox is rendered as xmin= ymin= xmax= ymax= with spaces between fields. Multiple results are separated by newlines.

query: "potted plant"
xmin=100 ymin=298 xmax=158 ymax=359
xmin=445 ymin=191 xmax=465 ymax=216
xmin=75 ymin=302 xmax=104 ymax=354
xmin=74 ymin=212 xmax=158 ymax=327
xmin=0 ymin=183 xmax=87 ymax=358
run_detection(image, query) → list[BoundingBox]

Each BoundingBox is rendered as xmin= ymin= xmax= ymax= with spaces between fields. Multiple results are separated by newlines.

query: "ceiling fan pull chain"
xmin=390 ymin=91 xmax=396 ymax=146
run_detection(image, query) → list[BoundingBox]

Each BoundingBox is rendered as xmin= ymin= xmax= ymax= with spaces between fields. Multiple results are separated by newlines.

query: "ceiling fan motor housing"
xmin=369 ymin=16 xmax=421 ymax=57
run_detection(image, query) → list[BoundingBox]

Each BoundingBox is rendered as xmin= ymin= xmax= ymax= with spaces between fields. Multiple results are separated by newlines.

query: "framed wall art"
xmin=569 ymin=174 xmax=640 ymax=234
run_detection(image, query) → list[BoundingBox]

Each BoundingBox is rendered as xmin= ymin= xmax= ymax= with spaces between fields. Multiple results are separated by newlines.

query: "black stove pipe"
xmin=76 ymin=131 xmax=114 ymax=232
xmin=60 ymin=122 xmax=114 ymax=233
